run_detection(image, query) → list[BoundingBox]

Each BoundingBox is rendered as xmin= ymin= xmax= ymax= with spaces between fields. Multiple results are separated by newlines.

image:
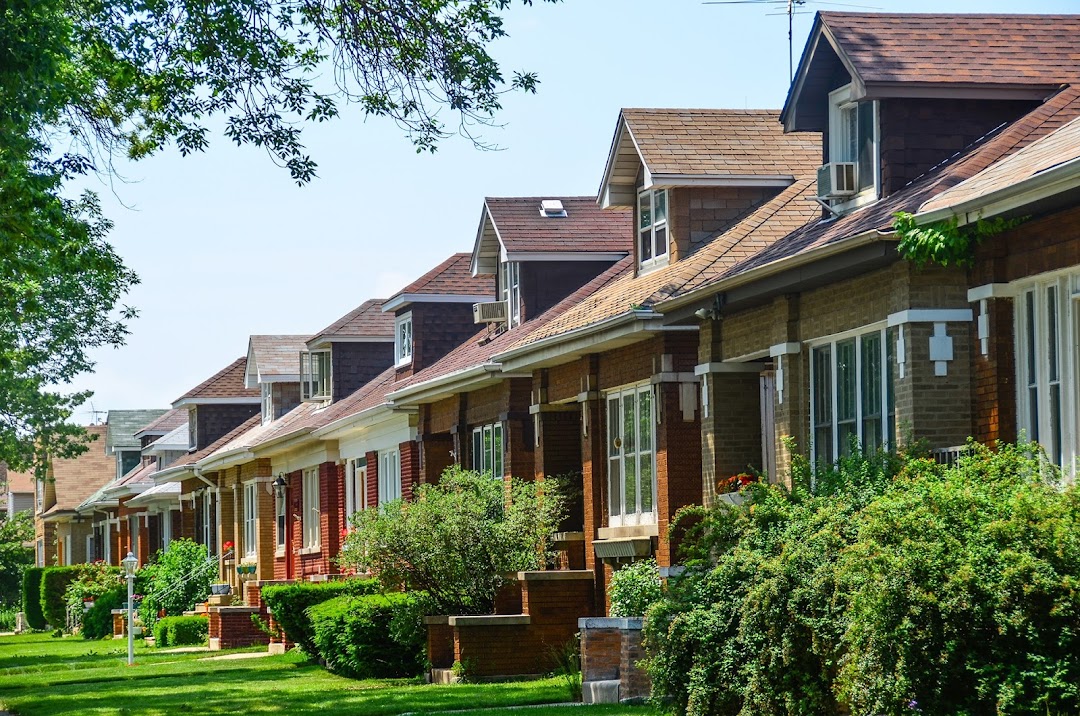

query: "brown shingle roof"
xmin=920 ymin=114 xmax=1080 ymax=214
xmin=2 ymin=465 xmax=34 ymax=495
xmin=248 ymin=335 xmax=308 ymax=378
xmin=46 ymin=425 xmax=114 ymax=514
xmin=166 ymin=415 xmax=262 ymax=471
xmin=820 ymin=12 xmax=1080 ymax=87
xmin=135 ymin=408 xmax=188 ymax=438
xmin=173 ymin=357 xmax=260 ymax=404
xmin=307 ymin=299 xmax=395 ymax=345
xmin=484 ymin=197 xmax=632 ymax=254
xmin=389 ymin=254 xmax=494 ymax=300
xmin=621 ymin=109 xmax=821 ymax=177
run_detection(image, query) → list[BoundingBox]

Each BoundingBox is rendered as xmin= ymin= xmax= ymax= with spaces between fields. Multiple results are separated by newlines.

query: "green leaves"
xmin=893 ymin=211 xmax=1028 ymax=269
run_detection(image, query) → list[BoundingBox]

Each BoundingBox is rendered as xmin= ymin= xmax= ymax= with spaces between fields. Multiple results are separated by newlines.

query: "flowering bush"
xmin=718 ymin=472 xmax=757 ymax=493
xmin=138 ymin=539 xmax=215 ymax=630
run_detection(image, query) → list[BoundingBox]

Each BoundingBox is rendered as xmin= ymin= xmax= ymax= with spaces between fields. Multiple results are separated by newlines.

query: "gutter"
xmin=494 ymin=309 xmax=654 ymax=365
xmin=384 ymin=363 xmax=505 ymax=407
xmin=915 ymin=155 xmax=1080 ymax=227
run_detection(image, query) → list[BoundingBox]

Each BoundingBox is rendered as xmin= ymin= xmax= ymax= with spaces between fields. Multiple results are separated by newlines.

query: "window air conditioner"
xmin=816 ymin=162 xmax=857 ymax=199
xmin=473 ymin=301 xmax=508 ymax=324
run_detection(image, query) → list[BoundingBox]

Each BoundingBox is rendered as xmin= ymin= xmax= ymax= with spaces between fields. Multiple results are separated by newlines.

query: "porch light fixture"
xmin=122 ymin=551 xmax=138 ymax=666
xmin=273 ymin=475 xmax=287 ymax=500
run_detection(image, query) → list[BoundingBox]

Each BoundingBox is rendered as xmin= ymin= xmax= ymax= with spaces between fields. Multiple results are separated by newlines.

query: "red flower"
xmin=340 ymin=528 xmax=349 ymax=538
xmin=223 ymin=541 xmax=235 ymax=551
xmin=720 ymin=473 xmax=758 ymax=493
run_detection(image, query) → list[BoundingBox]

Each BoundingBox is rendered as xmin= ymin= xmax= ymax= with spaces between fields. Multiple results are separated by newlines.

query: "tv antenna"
xmin=704 ymin=0 xmax=878 ymax=82
xmin=85 ymin=403 xmax=107 ymax=425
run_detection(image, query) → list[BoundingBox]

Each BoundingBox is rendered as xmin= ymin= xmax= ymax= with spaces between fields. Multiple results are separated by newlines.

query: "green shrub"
xmin=0 ymin=512 xmax=34 ymax=605
xmin=21 ymin=567 xmax=46 ymax=630
xmin=64 ymin=562 xmax=122 ymax=633
xmin=644 ymin=442 xmax=1080 ymax=716
xmin=81 ymin=585 xmax=125 ymax=640
xmin=608 ymin=558 xmax=662 ymax=617
xmin=261 ymin=578 xmax=379 ymax=657
xmin=39 ymin=566 xmax=79 ymax=629
xmin=138 ymin=539 xmax=216 ymax=630
xmin=338 ymin=465 xmax=565 ymax=614
xmin=0 ymin=605 xmax=17 ymax=631
xmin=307 ymin=592 xmax=425 ymax=679
xmin=153 ymin=615 xmax=208 ymax=647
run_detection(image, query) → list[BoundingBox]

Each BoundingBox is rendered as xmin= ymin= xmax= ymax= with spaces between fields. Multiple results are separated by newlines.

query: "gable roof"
xmin=105 ymin=410 xmax=168 ymax=452
xmin=245 ymin=335 xmax=308 ymax=386
xmin=1 ymin=465 xmax=33 ymax=496
xmin=472 ymin=197 xmax=632 ymax=275
xmin=307 ymin=299 xmax=395 ymax=348
xmin=383 ymin=254 xmax=495 ymax=312
xmin=600 ymin=108 xmax=821 ymax=207
xmin=144 ymin=422 xmax=190 ymax=456
xmin=173 ymin=357 xmax=261 ymax=407
xmin=663 ymin=85 xmax=1080 ymax=313
xmin=153 ymin=414 xmax=262 ymax=483
xmin=43 ymin=425 xmax=114 ymax=516
xmin=134 ymin=408 xmax=188 ymax=440
xmin=783 ymin=12 xmax=1080 ymax=131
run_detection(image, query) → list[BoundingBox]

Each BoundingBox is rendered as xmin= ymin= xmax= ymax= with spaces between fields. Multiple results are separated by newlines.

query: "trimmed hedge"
xmin=261 ymin=578 xmax=378 ymax=657
xmin=21 ymin=568 xmax=46 ymax=630
xmin=153 ymin=615 xmax=209 ymax=647
xmin=81 ymin=586 xmax=125 ymax=640
xmin=308 ymin=593 xmax=425 ymax=679
xmin=40 ymin=566 xmax=79 ymax=628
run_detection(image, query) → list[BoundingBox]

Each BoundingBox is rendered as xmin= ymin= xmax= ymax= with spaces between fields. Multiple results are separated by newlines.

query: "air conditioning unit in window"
xmin=817 ymin=162 xmax=857 ymax=199
xmin=473 ymin=300 xmax=508 ymax=324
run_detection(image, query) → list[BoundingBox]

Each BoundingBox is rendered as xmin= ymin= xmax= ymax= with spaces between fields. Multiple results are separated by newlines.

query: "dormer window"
xmin=828 ymin=85 xmax=878 ymax=205
xmin=261 ymin=383 xmax=273 ymax=424
xmin=637 ymin=188 xmax=668 ymax=272
xmin=500 ymin=262 xmax=521 ymax=328
xmin=300 ymin=350 xmax=331 ymax=401
xmin=395 ymin=313 xmax=413 ymax=366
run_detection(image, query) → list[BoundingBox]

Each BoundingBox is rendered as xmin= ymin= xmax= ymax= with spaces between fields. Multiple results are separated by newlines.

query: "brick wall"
xmin=401 ymin=303 xmax=482 ymax=378
xmin=364 ymin=451 xmax=378 ymax=508
xmin=520 ymin=261 xmax=615 ymax=324
xmin=877 ymin=98 xmax=1037 ymax=197
xmin=208 ymin=606 xmax=269 ymax=650
xmin=399 ymin=441 xmax=419 ymax=500
xmin=331 ymin=342 xmax=394 ymax=401
xmin=419 ymin=433 xmax=454 ymax=485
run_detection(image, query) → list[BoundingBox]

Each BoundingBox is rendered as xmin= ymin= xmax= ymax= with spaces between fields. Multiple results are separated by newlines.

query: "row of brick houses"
xmin=29 ymin=8 xmax=1080 ymax=683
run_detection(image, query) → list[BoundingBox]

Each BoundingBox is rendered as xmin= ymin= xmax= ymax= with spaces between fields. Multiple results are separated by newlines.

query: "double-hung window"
xmin=395 ymin=314 xmax=413 ymax=366
xmin=345 ymin=457 xmax=366 ymax=517
xmin=243 ymin=482 xmax=258 ymax=559
xmin=300 ymin=351 xmax=331 ymax=401
xmin=810 ymin=327 xmax=896 ymax=464
xmin=302 ymin=468 xmax=320 ymax=549
xmin=261 ymin=384 xmax=274 ymax=424
xmin=1016 ymin=272 xmax=1079 ymax=478
xmin=606 ymin=383 xmax=656 ymax=527
xmin=471 ymin=423 xmax=505 ymax=478
xmin=637 ymin=188 xmax=668 ymax=272
xmin=500 ymin=262 xmax=521 ymax=328
xmin=828 ymin=85 xmax=878 ymax=201
xmin=275 ymin=483 xmax=287 ymax=551
xmin=379 ymin=450 xmax=401 ymax=504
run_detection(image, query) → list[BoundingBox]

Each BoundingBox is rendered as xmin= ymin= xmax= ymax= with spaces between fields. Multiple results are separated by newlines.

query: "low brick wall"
xmin=579 ymin=617 xmax=650 ymax=703
xmin=207 ymin=606 xmax=269 ymax=650
xmin=427 ymin=570 xmax=597 ymax=680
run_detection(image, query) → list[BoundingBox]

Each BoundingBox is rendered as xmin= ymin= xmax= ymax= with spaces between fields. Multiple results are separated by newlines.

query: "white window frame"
xmin=345 ymin=457 xmax=367 ymax=517
xmin=275 ymin=483 xmax=287 ymax=552
xmin=500 ymin=262 xmax=522 ymax=328
xmin=300 ymin=350 xmax=331 ymax=402
xmin=161 ymin=510 xmax=172 ymax=551
xmin=378 ymin=450 xmax=401 ymax=505
xmin=605 ymin=382 xmax=657 ymax=528
xmin=103 ymin=521 xmax=112 ymax=564
xmin=1015 ymin=270 xmax=1079 ymax=480
xmin=64 ymin=535 xmax=72 ymax=566
xmin=808 ymin=324 xmax=896 ymax=465
xmin=261 ymin=383 xmax=274 ymax=424
xmin=636 ymin=188 xmax=669 ymax=273
xmin=828 ymin=85 xmax=879 ymax=210
xmin=243 ymin=482 xmax=258 ymax=559
xmin=301 ymin=468 xmax=320 ymax=549
xmin=471 ymin=423 xmax=505 ymax=478
xmin=395 ymin=313 xmax=414 ymax=366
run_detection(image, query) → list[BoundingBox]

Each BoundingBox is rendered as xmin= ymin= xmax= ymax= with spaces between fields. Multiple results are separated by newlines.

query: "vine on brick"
xmin=893 ymin=211 xmax=1026 ymax=268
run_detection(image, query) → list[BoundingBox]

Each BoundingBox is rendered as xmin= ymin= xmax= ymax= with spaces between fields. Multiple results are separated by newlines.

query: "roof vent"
xmin=539 ymin=199 xmax=567 ymax=218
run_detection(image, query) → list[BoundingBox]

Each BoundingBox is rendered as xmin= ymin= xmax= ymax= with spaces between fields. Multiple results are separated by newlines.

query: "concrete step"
xmin=582 ymin=680 xmax=620 ymax=704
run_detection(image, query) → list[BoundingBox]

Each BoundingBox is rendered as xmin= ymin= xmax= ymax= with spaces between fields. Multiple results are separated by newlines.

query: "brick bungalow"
xmin=1 ymin=463 xmax=33 ymax=518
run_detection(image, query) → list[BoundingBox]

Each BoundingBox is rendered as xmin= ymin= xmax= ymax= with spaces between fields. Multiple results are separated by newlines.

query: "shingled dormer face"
xmin=303 ymin=299 xmax=395 ymax=405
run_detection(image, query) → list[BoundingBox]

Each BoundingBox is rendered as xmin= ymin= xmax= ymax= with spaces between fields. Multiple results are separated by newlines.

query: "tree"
xmin=0 ymin=0 xmax=555 ymax=474
xmin=0 ymin=512 xmax=35 ymax=605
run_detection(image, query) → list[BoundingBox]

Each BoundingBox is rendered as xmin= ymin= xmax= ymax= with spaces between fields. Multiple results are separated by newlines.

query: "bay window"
xmin=810 ymin=327 xmax=896 ymax=464
xmin=471 ymin=423 xmax=504 ymax=478
xmin=302 ymin=468 xmax=320 ymax=549
xmin=606 ymin=383 xmax=656 ymax=527
xmin=1016 ymin=273 xmax=1079 ymax=478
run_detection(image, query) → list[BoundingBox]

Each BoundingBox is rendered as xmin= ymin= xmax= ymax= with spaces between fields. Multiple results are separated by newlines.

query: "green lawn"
xmin=0 ymin=633 xmax=653 ymax=715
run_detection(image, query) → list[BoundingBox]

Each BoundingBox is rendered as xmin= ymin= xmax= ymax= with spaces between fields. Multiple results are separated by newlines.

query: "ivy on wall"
xmin=893 ymin=211 xmax=1027 ymax=268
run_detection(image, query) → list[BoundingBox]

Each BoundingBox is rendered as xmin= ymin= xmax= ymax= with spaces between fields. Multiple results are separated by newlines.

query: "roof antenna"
xmin=85 ymin=402 xmax=107 ymax=425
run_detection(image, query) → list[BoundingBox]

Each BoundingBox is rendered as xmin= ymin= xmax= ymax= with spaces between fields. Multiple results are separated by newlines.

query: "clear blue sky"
xmin=67 ymin=0 xmax=1080 ymax=420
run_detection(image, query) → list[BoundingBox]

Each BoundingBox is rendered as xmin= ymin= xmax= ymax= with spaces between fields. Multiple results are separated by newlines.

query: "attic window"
xmin=539 ymin=200 xmax=567 ymax=218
